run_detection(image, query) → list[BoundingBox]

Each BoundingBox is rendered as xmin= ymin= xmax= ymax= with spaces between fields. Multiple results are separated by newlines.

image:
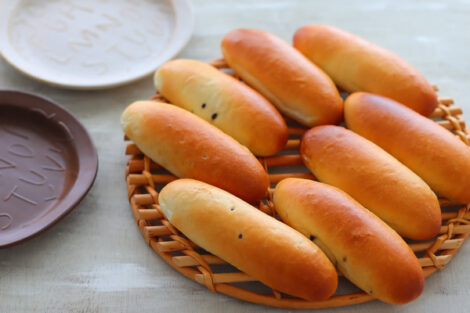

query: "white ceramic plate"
xmin=0 ymin=0 xmax=193 ymax=89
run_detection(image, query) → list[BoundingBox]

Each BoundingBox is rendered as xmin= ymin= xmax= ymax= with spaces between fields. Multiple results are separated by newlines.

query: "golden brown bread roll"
xmin=345 ymin=92 xmax=470 ymax=203
xmin=154 ymin=59 xmax=288 ymax=156
xmin=273 ymin=178 xmax=424 ymax=304
xmin=221 ymin=28 xmax=343 ymax=127
xmin=293 ymin=25 xmax=437 ymax=116
xmin=121 ymin=101 xmax=269 ymax=203
xmin=300 ymin=125 xmax=441 ymax=240
xmin=159 ymin=179 xmax=338 ymax=301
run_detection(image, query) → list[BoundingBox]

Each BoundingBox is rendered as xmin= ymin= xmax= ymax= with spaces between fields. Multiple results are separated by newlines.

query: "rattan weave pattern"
xmin=124 ymin=60 xmax=470 ymax=309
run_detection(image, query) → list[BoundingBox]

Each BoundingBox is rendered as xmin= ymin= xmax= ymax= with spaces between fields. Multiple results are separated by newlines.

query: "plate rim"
xmin=0 ymin=89 xmax=99 ymax=248
xmin=0 ymin=0 xmax=194 ymax=89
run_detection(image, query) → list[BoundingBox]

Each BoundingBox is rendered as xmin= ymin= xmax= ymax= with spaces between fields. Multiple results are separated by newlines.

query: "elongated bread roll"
xmin=121 ymin=101 xmax=269 ymax=203
xmin=154 ymin=59 xmax=288 ymax=156
xmin=300 ymin=125 xmax=441 ymax=240
xmin=345 ymin=92 xmax=470 ymax=203
xmin=293 ymin=25 xmax=437 ymax=116
xmin=274 ymin=178 xmax=424 ymax=304
xmin=221 ymin=28 xmax=343 ymax=127
xmin=159 ymin=179 xmax=338 ymax=301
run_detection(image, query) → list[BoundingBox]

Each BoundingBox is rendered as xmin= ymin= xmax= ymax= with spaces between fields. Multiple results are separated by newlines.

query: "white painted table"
xmin=1 ymin=1 xmax=469 ymax=312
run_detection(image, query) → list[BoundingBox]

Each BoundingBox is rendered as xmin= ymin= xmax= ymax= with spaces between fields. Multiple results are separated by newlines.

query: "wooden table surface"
xmin=1 ymin=0 xmax=470 ymax=312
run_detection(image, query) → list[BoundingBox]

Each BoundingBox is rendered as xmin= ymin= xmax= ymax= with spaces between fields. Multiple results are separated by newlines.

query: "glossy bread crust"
xmin=345 ymin=92 xmax=470 ymax=203
xmin=154 ymin=59 xmax=288 ymax=156
xmin=222 ymin=28 xmax=343 ymax=127
xmin=294 ymin=25 xmax=438 ymax=116
xmin=121 ymin=101 xmax=269 ymax=203
xmin=159 ymin=179 xmax=338 ymax=301
xmin=300 ymin=125 xmax=441 ymax=240
xmin=274 ymin=178 xmax=424 ymax=304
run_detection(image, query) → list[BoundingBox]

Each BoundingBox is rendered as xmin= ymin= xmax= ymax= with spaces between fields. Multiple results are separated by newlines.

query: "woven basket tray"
xmin=124 ymin=59 xmax=470 ymax=309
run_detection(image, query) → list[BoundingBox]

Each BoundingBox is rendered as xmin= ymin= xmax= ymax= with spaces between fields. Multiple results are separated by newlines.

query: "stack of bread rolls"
xmin=122 ymin=24 xmax=470 ymax=306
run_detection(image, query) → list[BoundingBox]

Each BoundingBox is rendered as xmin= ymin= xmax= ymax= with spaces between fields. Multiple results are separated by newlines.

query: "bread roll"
xmin=345 ymin=92 xmax=470 ymax=203
xmin=273 ymin=178 xmax=424 ymax=304
xmin=154 ymin=59 xmax=288 ymax=156
xmin=221 ymin=28 xmax=343 ymax=127
xmin=293 ymin=25 xmax=437 ymax=116
xmin=300 ymin=125 xmax=441 ymax=240
xmin=159 ymin=179 xmax=337 ymax=301
xmin=121 ymin=101 xmax=269 ymax=203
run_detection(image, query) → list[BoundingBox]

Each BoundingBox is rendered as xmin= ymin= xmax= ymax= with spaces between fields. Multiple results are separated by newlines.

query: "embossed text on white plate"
xmin=7 ymin=0 xmax=174 ymax=81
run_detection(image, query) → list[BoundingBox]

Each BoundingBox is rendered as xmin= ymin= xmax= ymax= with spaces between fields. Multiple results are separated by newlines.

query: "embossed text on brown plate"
xmin=0 ymin=90 xmax=98 ymax=247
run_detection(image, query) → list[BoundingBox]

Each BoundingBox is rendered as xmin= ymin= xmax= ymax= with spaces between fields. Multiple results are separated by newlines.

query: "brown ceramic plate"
xmin=0 ymin=90 xmax=98 ymax=247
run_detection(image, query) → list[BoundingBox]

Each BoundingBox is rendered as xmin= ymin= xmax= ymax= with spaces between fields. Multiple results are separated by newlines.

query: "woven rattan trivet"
xmin=124 ymin=59 xmax=470 ymax=309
